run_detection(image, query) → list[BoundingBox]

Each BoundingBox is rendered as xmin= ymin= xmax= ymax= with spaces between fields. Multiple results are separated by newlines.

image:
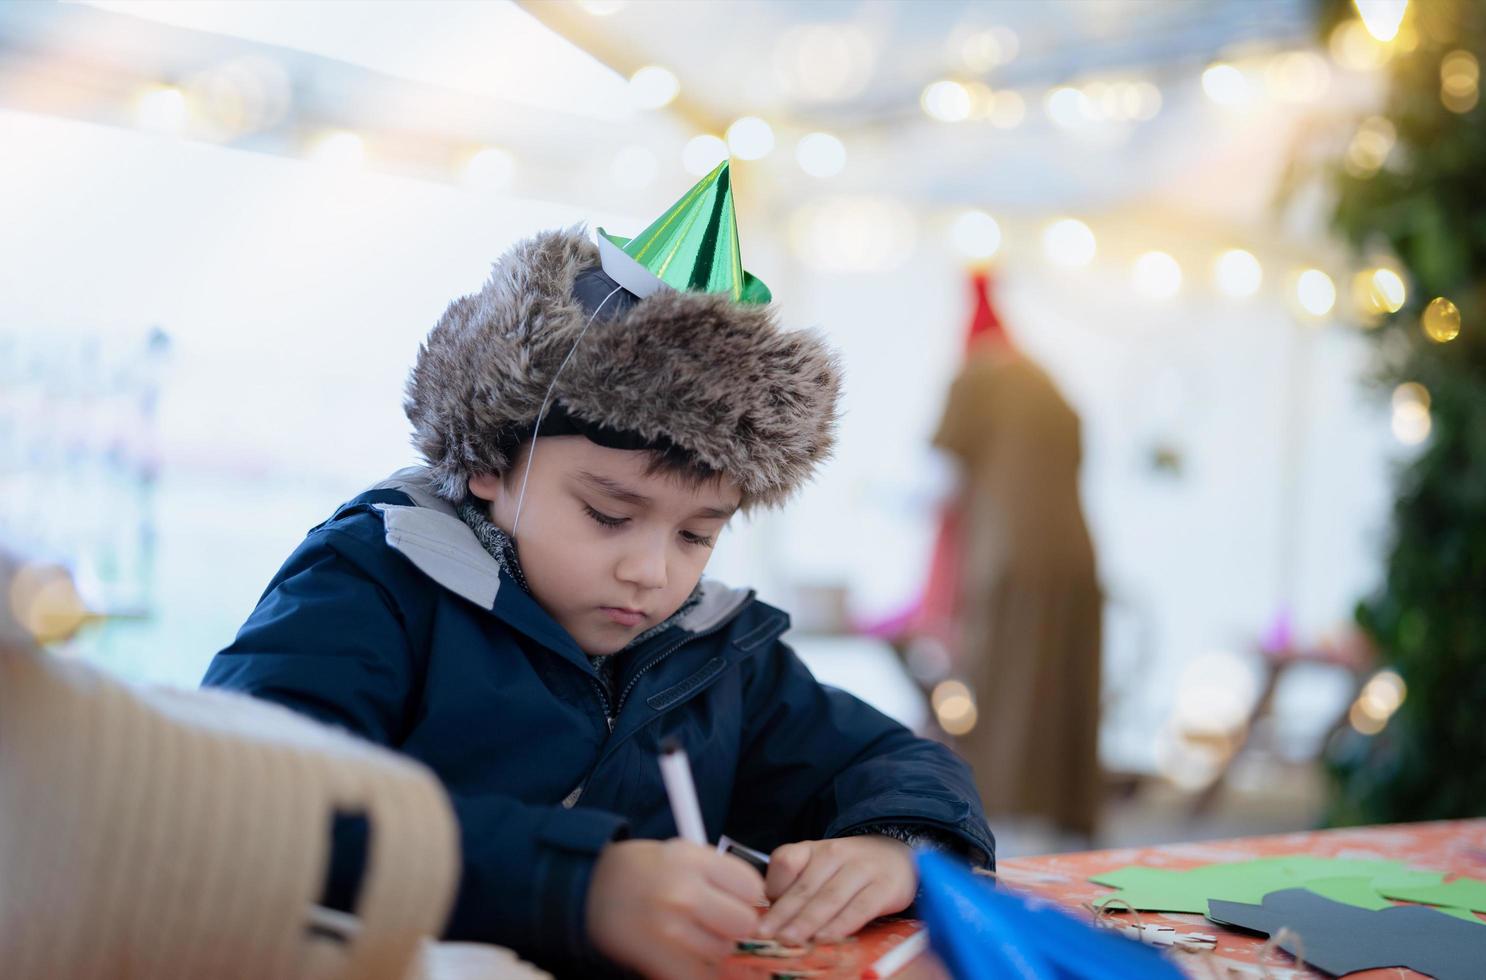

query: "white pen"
xmin=863 ymin=927 xmax=928 ymax=980
xmin=658 ymin=736 xmax=708 ymax=845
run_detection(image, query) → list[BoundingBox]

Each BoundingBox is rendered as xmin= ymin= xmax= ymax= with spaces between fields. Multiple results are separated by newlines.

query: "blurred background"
xmin=2 ymin=0 xmax=1482 ymax=856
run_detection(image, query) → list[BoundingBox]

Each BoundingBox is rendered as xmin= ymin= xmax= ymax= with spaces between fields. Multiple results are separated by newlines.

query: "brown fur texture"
xmin=404 ymin=227 xmax=841 ymax=510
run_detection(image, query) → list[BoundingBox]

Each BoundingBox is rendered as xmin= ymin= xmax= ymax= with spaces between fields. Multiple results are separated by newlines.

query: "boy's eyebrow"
xmin=575 ymin=471 xmax=737 ymax=520
xmin=577 ymin=471 xmax=650 ymax=507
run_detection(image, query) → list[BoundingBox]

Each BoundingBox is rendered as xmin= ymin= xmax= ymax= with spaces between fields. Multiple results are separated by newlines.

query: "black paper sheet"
xmin=1208 ymin=887 xmax=1486 ymax=979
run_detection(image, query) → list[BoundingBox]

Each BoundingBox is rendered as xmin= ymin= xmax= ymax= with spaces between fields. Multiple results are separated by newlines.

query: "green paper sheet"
xmin=1302 ymin=874 xmax=1479 ymax=922
xmin=1090 ymin=857 xmax=1416 ymax=914
xmin=1377 ymin=873 xmax=1486 ymax=915
xmin=1305 ymin=875 xmax=1398 ymax=909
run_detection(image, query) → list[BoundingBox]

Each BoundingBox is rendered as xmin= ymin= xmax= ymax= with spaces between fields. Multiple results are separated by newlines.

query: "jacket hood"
xmin=363 ymin=467 xmax=753 ymax=635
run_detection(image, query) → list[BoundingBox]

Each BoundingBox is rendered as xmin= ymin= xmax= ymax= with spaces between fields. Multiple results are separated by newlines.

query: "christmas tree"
xmin=1315 ymin=0 xmax=1486 ymax=823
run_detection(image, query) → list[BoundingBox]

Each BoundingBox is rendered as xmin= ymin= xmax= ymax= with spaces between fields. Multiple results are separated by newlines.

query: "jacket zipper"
xmin=613 ymin=635 xmax=693 ymax=717
xmin=565 ymin=636 xmax=694 ymax=809
xmin=582 ymin=631 xmax=696 ymax=735
xmin=565 ymin=676 xmax=617 ymax=806
xmin=565 ymin=614 xmax=768 ymax=807
xmin=589 ymin=678 xmax=615 ymax=733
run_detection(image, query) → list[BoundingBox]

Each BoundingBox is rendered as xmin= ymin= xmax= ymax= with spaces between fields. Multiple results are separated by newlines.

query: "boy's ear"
xmin=467 ymin=473 xmax=504 ymax=503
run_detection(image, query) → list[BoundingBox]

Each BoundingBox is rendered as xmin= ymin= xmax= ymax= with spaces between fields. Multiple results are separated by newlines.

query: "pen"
xmin=658 ymin=736 xmax=708 ymax=845
xmin=862 ymin=927 xmax=928 ymax=979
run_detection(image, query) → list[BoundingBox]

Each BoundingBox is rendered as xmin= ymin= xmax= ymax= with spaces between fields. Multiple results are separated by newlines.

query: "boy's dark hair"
xmin=502 ymin=422 xmax=725 ymax=496
xmin=639 ymin=442 xmax=724 ymax=488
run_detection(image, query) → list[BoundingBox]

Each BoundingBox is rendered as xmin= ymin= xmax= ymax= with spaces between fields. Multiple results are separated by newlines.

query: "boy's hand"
xmin=587 ymin=838 xmax=766 ymax=980
xmin=757 ymin=836 xmax=917 ymax=944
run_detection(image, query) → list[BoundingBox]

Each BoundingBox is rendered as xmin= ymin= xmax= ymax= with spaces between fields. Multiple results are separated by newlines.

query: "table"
xmin=721 ymin=918 xmax=943 ymax=980
xmin=998 ymin=818 xmax=1486 ymax=978
xmin=720 ymin=819 xmax=1486 ymax=979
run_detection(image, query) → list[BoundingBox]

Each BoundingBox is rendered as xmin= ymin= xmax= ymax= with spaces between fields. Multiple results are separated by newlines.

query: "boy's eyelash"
xmin=584 ymin=504 xmax=628 ymax=527
xmin=583 ymin=504 xmax=715 ymax=548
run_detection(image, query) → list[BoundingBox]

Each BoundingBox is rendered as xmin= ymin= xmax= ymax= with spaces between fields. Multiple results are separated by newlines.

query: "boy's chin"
xmin=574 ymin=629 xmax=631 ymax=657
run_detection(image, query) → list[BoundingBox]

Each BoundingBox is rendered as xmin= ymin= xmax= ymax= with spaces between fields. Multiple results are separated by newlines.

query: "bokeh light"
xmin=936 ymin=696 xmax=978 ymax=736
xmin=1349 ymin=668 xmax=1407 ymax=735
xmin=1330 ymin=19 xmax=1392 ymax=71
xmin=726 ymin=116 xmax=775 ymax=160
xmin=1351 ymin=266 xmax=1406 ymax=321
xmin=682 ymin=134 xmax=728 ymax=175
xmin=951 ymin=210 xmax=1003 ymax=260
xmin=1129 ymin=81 xmax=1163 ymax=120
xmin=1391 ymin=381 xmax=1430 ymax=414
xmin=1392 ymin=400 xmax=1431 ymax=445
xmin=1042 ymin=218 xmax=1096 ymax=268
xmin=1369 ymin=267 xmax=1406 ymax=313
xmin=1360 ymin=669 xmax=1407 ymax=716
xmin=1045 ymin=85 xmax=1093 ymax=128
xmin=1133 ymin=251 xmax=1182 ymax=300
xmin=1441 ymin=50 xmax=1480 ymax=113
xmin=309 ymin=130 xmax=365 ymax=169
xmin=930 ymin=678 xmax=971 ymax=712
xmin=464 ymin=146 xmax=516 ymax=190
xmin=185 ymin=56 xmax=293 ymax=141
xmin=1422 ymin=296 xmax=1461 ymax=343
xmin=1202 ymin=63 xmax=1253 ymax=106
xmin=576 ymin=0 xmax=626 ymax=14
xmin=1296 ymin=268 xmax=1337 ymax=317
xmin=1348 ymin=699 xmax=1387 ymax=735
xmin=1075 ymin=79 xmax=1162 ymax=123
xmin=795 ymin=132 xmax=847 ymax=177
xmin=1353 ymin=1 xmax=1408 ymax=42
xmin=9 ymin=561 xmax=90 ymax=645
xmin=931 ymin=679 xmax=978 ymax=736
xmin=1344 ymin=116 xmax=1396 ymax=178
xmin=921 ymin=80 xmax=972 ymax=122
xmin=957 ymin=27 xmax=1019 ymax=73
xmin=964 ymin=81 xmax=998 ymax=120
xmin=1214 ymin=249 xmax=1263 ymax=298
xmin=134 ymin=85 xmax=188 ymax=135
xmin=629 ymin=65 xmax=679 ymax=109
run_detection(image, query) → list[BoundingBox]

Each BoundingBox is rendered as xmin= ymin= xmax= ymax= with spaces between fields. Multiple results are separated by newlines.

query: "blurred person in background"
xmin=931 ymin=271 xmax=1102 ymax=846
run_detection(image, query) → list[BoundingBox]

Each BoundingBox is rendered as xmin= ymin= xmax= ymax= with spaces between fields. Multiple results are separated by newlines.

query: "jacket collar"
xmin=361 ymin=467 xmax=754 ymax=670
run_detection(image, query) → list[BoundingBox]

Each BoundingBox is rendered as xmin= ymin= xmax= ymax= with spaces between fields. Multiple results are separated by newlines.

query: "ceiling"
xmin=0 ymin=1 xmax=1366 ymax=238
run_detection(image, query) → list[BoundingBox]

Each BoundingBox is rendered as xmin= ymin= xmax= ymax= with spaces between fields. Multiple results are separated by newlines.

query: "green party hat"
xmin=596 ymin=160 xmax=772 ymax=305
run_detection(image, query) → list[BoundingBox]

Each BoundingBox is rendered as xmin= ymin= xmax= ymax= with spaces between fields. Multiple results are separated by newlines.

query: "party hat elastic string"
xmin=510 ymin=284 xmax=624 ymax=539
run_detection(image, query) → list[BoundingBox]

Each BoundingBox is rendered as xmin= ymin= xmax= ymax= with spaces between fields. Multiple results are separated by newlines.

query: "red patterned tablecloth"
xmin=720 ymin=819 xmax=1486 ymax=979
xmin=720 ymin=917 xmax=943 ymax=980
xmin=997 ymin=818 xmax=1486 ymax=979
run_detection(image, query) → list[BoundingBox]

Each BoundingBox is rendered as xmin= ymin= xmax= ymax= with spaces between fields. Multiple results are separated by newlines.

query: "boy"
xmin=204 ymin=163 xmax=994 ymax=979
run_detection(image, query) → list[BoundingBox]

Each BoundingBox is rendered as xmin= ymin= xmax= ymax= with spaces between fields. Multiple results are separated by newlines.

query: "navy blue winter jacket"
xmin=203 ymin=469 xmax=994 ymax=973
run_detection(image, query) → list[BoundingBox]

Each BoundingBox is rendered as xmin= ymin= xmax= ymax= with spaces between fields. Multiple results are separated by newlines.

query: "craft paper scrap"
xmin=1207 ymin=887 xmax=1486 ymax=980
xmin=1090 ymin=857 xmax=1416 ymax=914
xmin=1376 ymin=872 xmax=1486 ymax=915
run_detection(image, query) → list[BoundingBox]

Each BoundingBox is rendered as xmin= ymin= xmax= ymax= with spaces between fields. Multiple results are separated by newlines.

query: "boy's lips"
xmin=600 ymin=606 xmax=646 ymax=627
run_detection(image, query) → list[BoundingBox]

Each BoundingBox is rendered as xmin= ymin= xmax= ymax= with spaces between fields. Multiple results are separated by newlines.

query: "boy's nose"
xmin=616 ymin=544 xmax=668 ymax=591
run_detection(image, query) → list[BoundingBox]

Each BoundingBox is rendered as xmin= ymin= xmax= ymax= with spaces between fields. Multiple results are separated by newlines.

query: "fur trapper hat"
xmin=404 ymin=227 xmax=841 ymax=510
